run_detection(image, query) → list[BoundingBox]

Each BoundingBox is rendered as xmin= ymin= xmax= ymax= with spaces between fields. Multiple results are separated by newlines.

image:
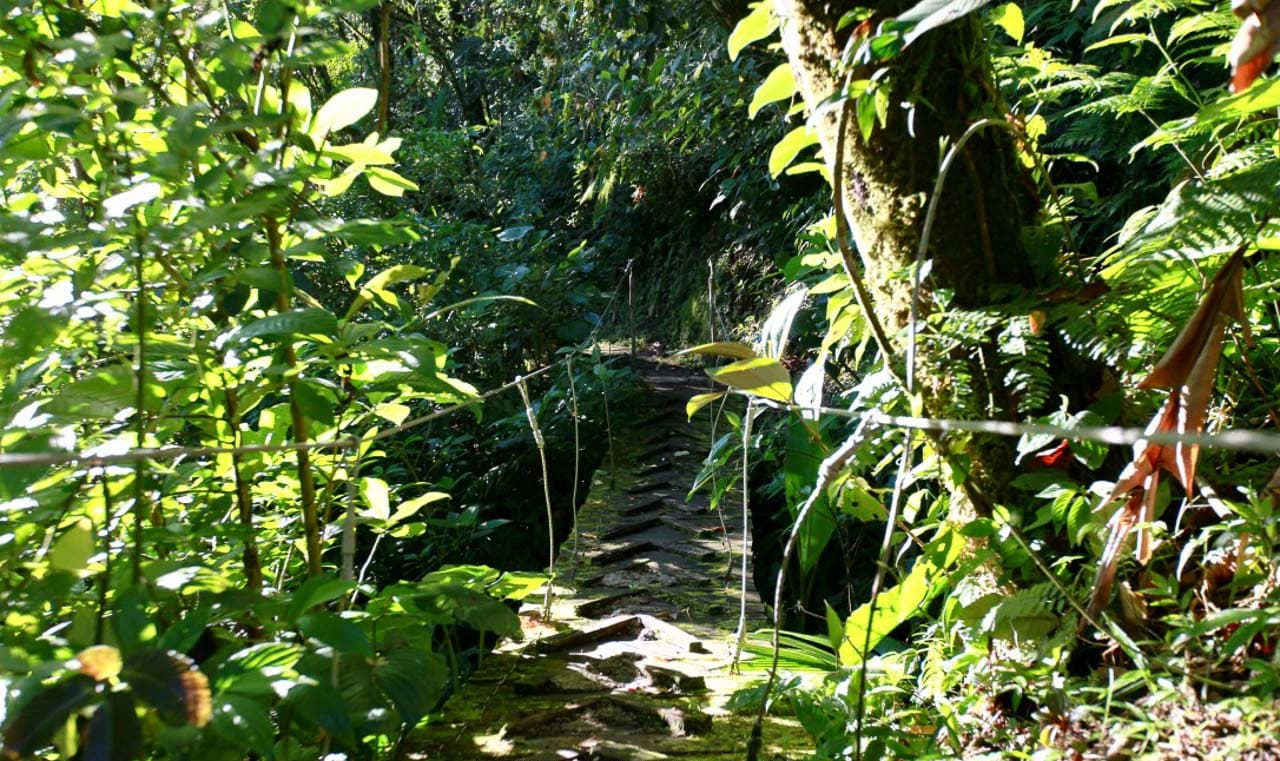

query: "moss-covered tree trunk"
xmin=776 ymin=0 xmax=1041 ymax=510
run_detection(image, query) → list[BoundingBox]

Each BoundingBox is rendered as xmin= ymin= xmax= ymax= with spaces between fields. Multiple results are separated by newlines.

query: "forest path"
xmin=405 ymin=358 xmax=806 ymax=760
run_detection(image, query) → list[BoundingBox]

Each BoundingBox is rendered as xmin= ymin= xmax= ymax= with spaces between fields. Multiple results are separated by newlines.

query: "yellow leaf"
xmin=708 ymin=357 xmax=793 ymax=403
xmin=676 ymin=341 xmax=758 ymax=359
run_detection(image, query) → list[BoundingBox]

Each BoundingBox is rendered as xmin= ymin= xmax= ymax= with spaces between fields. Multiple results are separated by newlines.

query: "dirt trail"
xmin=405 ymin=359 xmax=806 ymax=761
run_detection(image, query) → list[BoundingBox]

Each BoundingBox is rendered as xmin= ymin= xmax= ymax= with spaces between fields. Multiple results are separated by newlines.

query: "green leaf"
xmin=286 ymin=683 xmax=354 ymax=744
xmin=989 ymin=2 xmax=1024 ymax=42
xmin=382 ymin=491 xmax=450 ymax=529
xmin=366 ymin=166 xmax=419 ymax=197
xmin=728 ymin=0 xmax=777 ymax=61
xmin=748 ymin=63 xmax=795 ymax=119
xmin=676 ymin=341 xmax=758 ymax=359
xmin=50 ymin=517 xmax=95 ymax=574
xmin=288 ymin=575 xmax=356 ymax=622
xmin=374 ymin=649 xmax=446 ymax=727
xmin=497 ymin=225 xmax=535 ymax=242
xmin=708 ymin=357 xmax=793 ymax=403
xmin=298 ymin=612 xmax=372 ymax=657
xmin=211 ymin=695 xmax=275 ymax=758
xmin=838 ymin=528 xmax=963 ymax=665
xmin=768 ymin=125 xmax=821 ymax=178
xmin=488 ymin=570 xmax=549 ymax=601
xmin=824 ymin=602 xmax=845 ymax=653
xmin=2 ymin=675 xmax=97 ymax=758
xmin=238 ymin=308 xmax=338 ymax=342
xmin=1083 ymin=33 xmax=1149 ymax=52
xmin=686 ymin=392 xmax=726 ymax=420
xmin=47 ymin=366 xmax=163 ymax=419
xmin=310 ymin=87 xmax=378 ymax=142
xmin=1198 ymin=78 xmax=1280 ymax=121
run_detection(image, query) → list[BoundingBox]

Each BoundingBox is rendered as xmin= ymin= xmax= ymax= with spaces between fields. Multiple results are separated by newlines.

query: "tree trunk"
xmin=776 ymin=0 xmax=1041 ymax=509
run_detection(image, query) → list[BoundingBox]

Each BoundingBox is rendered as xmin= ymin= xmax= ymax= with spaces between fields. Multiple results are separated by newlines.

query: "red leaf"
xmin=1032 ymin=439 xmax=1071 ymax=469
xmin=1232 ymin=49 xmax=1272 ymax=93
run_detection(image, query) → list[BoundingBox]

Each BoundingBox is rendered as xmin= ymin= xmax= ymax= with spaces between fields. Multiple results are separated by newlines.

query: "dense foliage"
xmin=0 ymin=0 xmax=1277 ymax=758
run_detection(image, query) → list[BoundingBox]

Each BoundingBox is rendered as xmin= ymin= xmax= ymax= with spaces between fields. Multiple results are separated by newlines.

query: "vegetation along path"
xmin=407 ymin=358 xmax=804 ymax=761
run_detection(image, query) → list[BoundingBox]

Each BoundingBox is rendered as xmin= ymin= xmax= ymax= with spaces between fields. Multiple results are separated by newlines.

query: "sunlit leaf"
xmin=709 ymin=357 xmax=792 ymax=402
xmin=748 ymin=63 xmax=795 ymax=119
xmin=989 ymin=2 xmax=1024 ymax=42
xmin=310 ymin=87 xmax=378 ymax=142
xmin=50 ymin=517 xmax=94 ymax=574
xmin=768 ymin=125 xmax=821 ymax=178
xmin=728 ymin=0 xmax=777 ymax=61
xmin=686 ymin=391 xmax=727 ymax=420
xmin=676 ymin=341 xmax=758 ymax=360
xmin=366 ymin=166 xmax=419 ymax=197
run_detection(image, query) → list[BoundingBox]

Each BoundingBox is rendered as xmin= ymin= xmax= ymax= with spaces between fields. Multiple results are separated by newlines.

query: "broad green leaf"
xmin=768 ymin=125 xmax=821 ymax=178
xmin=288 ymin=575 xmax=356 ymax=622
xmin=238 ymin=308 xmax=338 ymax=342
xmin=366 ymin=166 xmax=419 ymax=197
xmin=298 ymin=612 xmax=372 ymax=657
xmin=489 ymin=570 xmax=549 ymax=601
xmin=50 ymin=518 xmax=94 ymax=573
xmin=748 ymin=63 xmax=795 ymax=119
xmin=686 ymin=391 xmax=726 ymax=420
xmin=374 ymin=649 xmax=446 ymax=726
xmin=47 ymin=365 xmax=163 ymax=419
xmin=211 ymin=696 xmax=275 ymax=757
xmin=708 ymin=357 xmax=793 ymax=403
xmin=285 ymin=683 xmax=353 ymax=744
xmin=373 ymin=402 xmax=411 ymax=425
xmin=384 ymin=491 xmax=449 ymax=528
xmin=310 ymin=87 xmax=378 ymax=142
xmin=838 ymin=528 xmax=962 ymax=664
xmin=728 ymin=0 xmax=777 ymax=61
xmin=676 ymin=341 xmax=758 ymax=359
xmin=989 ymin=2 xmax=1024 ymax=42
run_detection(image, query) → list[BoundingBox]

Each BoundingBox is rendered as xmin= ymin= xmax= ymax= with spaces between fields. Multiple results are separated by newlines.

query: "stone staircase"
xmin=404 ymin=360 xmax=807 ymax=761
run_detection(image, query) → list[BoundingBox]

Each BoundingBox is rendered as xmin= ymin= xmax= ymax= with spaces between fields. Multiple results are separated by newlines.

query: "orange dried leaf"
xmin=1139 ymin=250 xmax=1245 ymax=390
